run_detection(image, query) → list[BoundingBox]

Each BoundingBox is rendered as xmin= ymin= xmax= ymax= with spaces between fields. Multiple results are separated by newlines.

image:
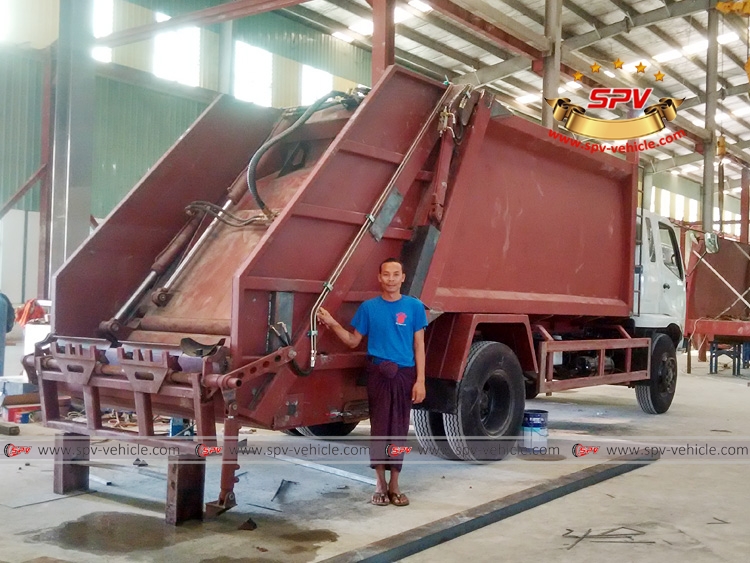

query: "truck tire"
xmin=413 ymin=409 xmax=459 ymax=460
xmin=297 ymin=421 xmax=359 ymax=437
xmin=636 ymin=333 xmax=677 ymax=414
xmin=282 ymin=429 xmax=303 ymax=436
xmin=442 ymin=341 xmax=525 ymax=461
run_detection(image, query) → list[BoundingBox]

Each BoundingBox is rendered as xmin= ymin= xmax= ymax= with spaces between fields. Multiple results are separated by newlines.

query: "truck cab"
xmin=633 ymin=209 xmax=686 ymax=345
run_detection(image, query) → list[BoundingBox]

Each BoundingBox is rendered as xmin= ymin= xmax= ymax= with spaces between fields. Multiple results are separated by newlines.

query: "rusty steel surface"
xmin=686 ymin=238 xmax=750 ymax=326
xmin=53 ymin=96 xmax=282 ymax=339
xmin=421 ymin=110 xmax=638 ymax=318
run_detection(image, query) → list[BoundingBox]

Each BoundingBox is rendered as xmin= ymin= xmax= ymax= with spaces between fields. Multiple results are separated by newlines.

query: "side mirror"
xmin=705 ymin=233 xmax=719 ymax=254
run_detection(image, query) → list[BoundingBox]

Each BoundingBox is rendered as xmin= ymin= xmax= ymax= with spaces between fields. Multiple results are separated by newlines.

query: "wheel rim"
xmin=478 ymin=370 xmax=511 ymax=435
xmin=656 ymin=352 xmax=677 ymax=394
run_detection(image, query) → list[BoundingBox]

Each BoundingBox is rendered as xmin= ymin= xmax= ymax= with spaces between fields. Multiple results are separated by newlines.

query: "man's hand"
xmin=317 ymin=307 xmax=337 ymax=328
xmin=411 ymin=380 xmax=426 ymax=404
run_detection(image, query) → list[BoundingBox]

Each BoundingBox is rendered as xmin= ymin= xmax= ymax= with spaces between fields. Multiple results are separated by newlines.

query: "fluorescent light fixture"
xmin=516 ymin=93 xmax=539 ymax=104
xmin=394 ymin=7 xmax=412 ymax=23
xmin=681 ymin=164 xmax=698 ymax=173
xmin=558 ymin=86 xmax=567 ymax=94
xmin=408 ymin=0 xmax=433 ymax=12
xmin=732 ymin=106 xmax=750 ymax=117
xmin=332 ymin=31 xmax=354 ymax=43
xmin=155 ymin=11 xmax=171 ymax=22
xmin=565 ymin=80 xmax=582 ymax=90
xmin=726 ymin=137 xmax=737 ymax=144
xmin=671 ymin=170 xmax=680 ymax=175
xmin=653 ymin=50 xmax=681 ymax=63
xmin=622 ymin=61 xmax=641 ymax=73
xmin=715 ymin=110 xmax=729 ymax=121
xmin=349 ymin=19 xmax=373 ymax=36
xmin=683 ymin=39 xmax=708 ymax=54
xmin=603 ymin=70 xmax=616 ymax=78
xmin=718 ymin=32 xmax=739 ymax=44
xmin=732 ymin=187 xmax=742 ymax=193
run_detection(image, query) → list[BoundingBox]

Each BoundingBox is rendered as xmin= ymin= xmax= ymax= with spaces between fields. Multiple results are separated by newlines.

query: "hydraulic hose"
xmin=246 ymin=91 xmax=350 ymax=218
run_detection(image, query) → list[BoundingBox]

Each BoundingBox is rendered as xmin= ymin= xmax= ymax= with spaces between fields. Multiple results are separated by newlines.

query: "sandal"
xmin=388 ymin=492 xmax=410 ymax=507
xmin=371 ymin=492 xmax=390 ymax=506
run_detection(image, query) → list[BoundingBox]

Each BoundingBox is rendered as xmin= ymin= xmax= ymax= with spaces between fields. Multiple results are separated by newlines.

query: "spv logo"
xmin=587 ymin=88 xmax=653 ymax=110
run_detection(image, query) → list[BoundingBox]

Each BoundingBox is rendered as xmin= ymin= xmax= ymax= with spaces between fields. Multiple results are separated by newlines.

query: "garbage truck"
xmin=24 ymin=66 xmax=684 ymax=520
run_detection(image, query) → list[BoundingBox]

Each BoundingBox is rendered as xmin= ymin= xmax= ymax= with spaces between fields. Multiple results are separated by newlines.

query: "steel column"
xmin=49 ymin=0 xmax=96 ymax=281
xmin=742 ymin=167 xmax=749 ymax=244
xmin=643 ymin=171 xmax=654 ymax=211
xmin=542 ymin=0 xmax=562 ymax=130
xmin=218 ymin=21 xmax=234 ymax=95
xmin=702 ymin=7 xmax=719 ymax=232
xmin=38 ymin=49 xmax=54 ymax=299
xmin=371 ymin=0 xmax=395 ymax=85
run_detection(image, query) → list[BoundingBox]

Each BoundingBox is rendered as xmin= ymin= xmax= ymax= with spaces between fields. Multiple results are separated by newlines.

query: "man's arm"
xmin=412 ymin=329 xmax=426 ymax=403
xmin=317 ymin=307 xmax=363 ymax=349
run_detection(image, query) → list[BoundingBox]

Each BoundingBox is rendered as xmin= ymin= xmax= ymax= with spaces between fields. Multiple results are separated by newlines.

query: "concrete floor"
xmin=0 ymin=343 xmax=748 ymax=563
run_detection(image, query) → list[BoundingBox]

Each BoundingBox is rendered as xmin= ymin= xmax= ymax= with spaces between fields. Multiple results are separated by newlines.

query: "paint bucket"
xmin=522 ymin=409 xmax=548 ymax=451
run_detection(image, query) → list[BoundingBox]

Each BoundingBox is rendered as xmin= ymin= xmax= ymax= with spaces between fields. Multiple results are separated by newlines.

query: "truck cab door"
xmin=654 ymin=221 xmax=686 ymax=323
xmin=634 ymin=216 xmax=660 ymax=316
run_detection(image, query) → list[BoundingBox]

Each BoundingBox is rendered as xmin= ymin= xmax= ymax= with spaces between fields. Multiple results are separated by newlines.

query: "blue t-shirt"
xmin=351 ymin=295 xmax=428 ymax=367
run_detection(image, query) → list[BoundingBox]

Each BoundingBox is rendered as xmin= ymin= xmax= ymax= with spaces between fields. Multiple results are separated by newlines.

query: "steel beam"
xmin=97 ymin=0 xmax=305 ymax=48
xmin=326 ymin=0 xmax=482 ymax=69
xmin=742 ymin=167 xmax=749 ymax=244
xmin=218 ymin=21 xmax=234 ymax=95
xmin=282 ymin=6 xmax=449 ymax=80
xmin=465 ymin=0 xmax=708 ymax=85
xmin=38 ymin=48 xmax=54 ymax=299
xmin=702 ymin=8 xmax=719 ymax=232
xmin=0 ymin=165 xmax=47 ymax=223
xmin=49 ymin=0 xmax=96 ymax=281
xmin=372 ymin=0 xmax=396 ymax=85
xmin=427 ymin=0 xmax=546 ymax=58
xmin=542 ymin=0 xmax=562 ymax=130
xmin=566 ymin=0 xmax=709 ymax=50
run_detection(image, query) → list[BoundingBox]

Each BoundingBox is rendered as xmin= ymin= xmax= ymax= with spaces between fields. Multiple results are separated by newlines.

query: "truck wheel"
xmin=442 ymin=341 xmax=525 ymax=461
xmin=636 ymin=333 xmax=677 ymax=414
xmin=413 ymin=409 xmax=459 ymax=460
xmin=297 ymin=421 xmax=359 ymax=437
xmin=282 ymin=428 xmax=302 ymax=436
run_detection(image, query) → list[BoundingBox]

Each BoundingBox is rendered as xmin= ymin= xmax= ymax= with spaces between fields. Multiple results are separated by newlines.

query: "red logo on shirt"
xmin=395 ymin=312 xmax=407 ymax=325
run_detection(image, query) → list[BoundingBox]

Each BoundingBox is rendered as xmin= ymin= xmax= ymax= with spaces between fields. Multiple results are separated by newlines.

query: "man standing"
xmin=317 ymin=258 xmax=427 ymax=507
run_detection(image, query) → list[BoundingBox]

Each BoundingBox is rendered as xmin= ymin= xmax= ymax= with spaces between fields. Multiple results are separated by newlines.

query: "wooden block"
xmin=0 ymin=421 xmax=19 ymax=435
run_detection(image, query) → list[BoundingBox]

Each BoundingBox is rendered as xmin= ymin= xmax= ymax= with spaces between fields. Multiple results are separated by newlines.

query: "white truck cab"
xmin=633 ymin=210 xmax=686 ymax=344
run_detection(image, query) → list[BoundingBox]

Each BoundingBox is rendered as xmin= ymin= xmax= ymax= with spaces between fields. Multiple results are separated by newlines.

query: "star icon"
xmin=635 ymin=61 xmax=647 ymax=73
xmin=591 ymin=62 xmax=601 ymax=73
xmin=573 ymin=71 xmax=584 ymax=81
xmin=614 ymin=58 xmax=624 ymax=69
xmin=654 ymin=70 xmax=665 ymax=81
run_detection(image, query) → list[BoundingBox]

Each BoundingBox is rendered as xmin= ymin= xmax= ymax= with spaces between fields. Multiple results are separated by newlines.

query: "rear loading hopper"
xmin=27 ymin=67 xmax=654 ymax=521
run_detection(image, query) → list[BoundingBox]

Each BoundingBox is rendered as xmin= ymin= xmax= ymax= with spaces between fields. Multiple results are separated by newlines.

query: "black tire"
xmin=297 ymin=421 xmax=360 ymax=437
xmin=413 ymin=409 xmax=460 ymax=460
xmin=282 ymin=428 xmax=303 ymax=436
xmin=636 ymin=333 xmax=677 ymax=414
xmin=443 ymin=341 xmax=526 ymax=461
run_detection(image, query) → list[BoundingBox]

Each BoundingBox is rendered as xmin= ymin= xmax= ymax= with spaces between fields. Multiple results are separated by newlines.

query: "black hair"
xmin=379 ymin=257 xmax=403 ymax=273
